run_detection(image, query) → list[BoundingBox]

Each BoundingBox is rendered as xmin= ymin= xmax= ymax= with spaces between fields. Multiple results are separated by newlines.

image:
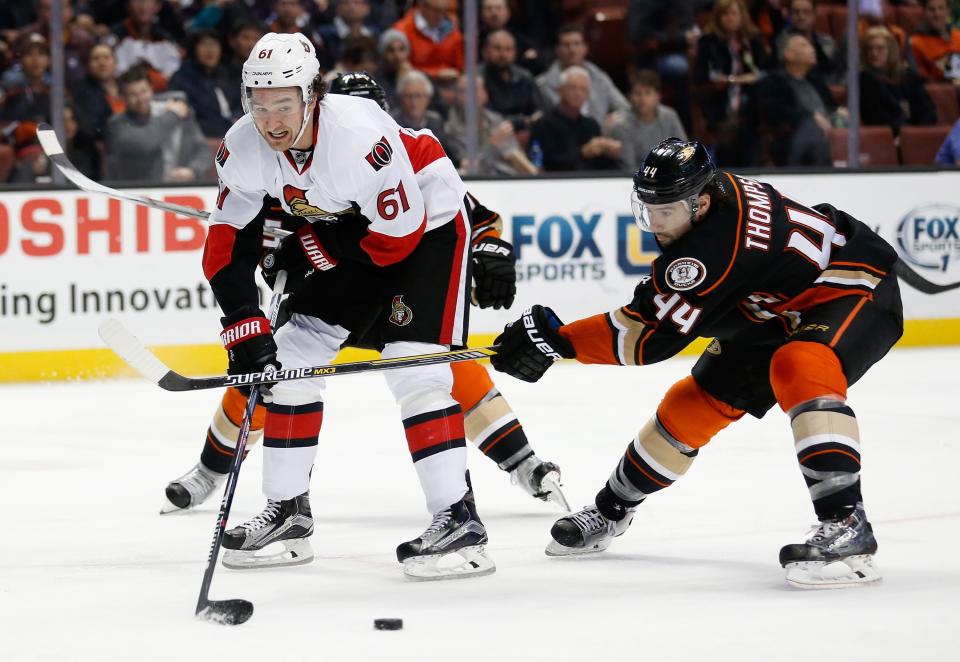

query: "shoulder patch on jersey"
xmin=665 ymin=257 xmax=707 ymax=291
xmin=216 ymin=141 xmax=230 ymax=167
xmin=365 ymin=136 xmax=393 ymax=171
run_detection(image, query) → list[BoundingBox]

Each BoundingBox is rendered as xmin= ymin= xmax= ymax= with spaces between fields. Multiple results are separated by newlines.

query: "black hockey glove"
xmin=220 ymin=306 xmax=282 ymax=399
xmin=472 ymin=236 xmax=517 ymax=309
xmin=261 ymin=224 xmax=338 ymax=292
xmin=491 ymin=305 xmax=575 ymax=383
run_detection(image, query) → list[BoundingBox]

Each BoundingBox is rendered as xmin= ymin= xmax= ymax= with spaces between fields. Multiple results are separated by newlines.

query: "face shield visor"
xmin=630 ymin=190 xmax=700 ymax=234
xmin=243 ymin=85 xmax=313 ymax=147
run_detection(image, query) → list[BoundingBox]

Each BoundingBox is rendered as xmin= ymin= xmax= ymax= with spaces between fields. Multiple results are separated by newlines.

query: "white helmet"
xmin=241 ymin=32 xmax=321 ymax=145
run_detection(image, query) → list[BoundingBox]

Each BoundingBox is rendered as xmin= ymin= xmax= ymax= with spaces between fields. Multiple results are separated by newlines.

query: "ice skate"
xmin=397 ymin=482 xmax=495 ymax=581
xmin=510 ymin=455 xmax=571 ymax=511
xmin=780 ymin=502 xmax=881 ymax=589
xmin=160 ymin=462 xmax=225 ymax=514
xmin=221 ymin=493 xmax=314 ymax=570
xmin=546 ymin=488 xmax=635 ymax=556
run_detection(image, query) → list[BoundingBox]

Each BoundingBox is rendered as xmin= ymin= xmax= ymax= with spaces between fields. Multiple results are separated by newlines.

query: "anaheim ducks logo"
xmin=388 ymin=295 xmax=413 ymax=326
xmin=282 ymin=185 xmax=329 ymax=218
xmin=678 ymin=145 xmax=697 ymax=161
xmin=665 ymin=257 xmax=707 ymax=291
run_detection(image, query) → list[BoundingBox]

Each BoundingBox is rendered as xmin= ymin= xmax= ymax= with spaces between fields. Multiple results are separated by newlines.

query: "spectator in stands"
xmin=695 ymin=0 xmax=771 ymax=165
xmin=391 ymin=70 xmax=453 ymax=150
xmin=755 ymin=33 xmax=839 ymax=166
xmin=71 ymin=42 xmax=125 ymax=139
xmin=935 ymin=118 xmax=960 ymax=163
xmin=322 ymin=35 xmax=380 ymax=82
xmin=628 ymin=0 xmax=698 ymax=129
xmin=62 ymin=102 xmax=100 ymax=180
xmin=1 ymin=33 xmax=51 ymax=125
xmin=224 ymin=21 xmax=264 ymax=85
xmin=444 ymin=73 xmax=537 ymax=175
xmin=315 ymin=0 xmax=379 ymax=70
xmin=112 ymin=0 xmax=183 ymax=89
xmin=776 ymin=0 xmax=843 ymax=83
xmin=910 ymin=0 xmax=960 ymax=83
xmin=15 ymin=0 xmax=95 ymax=84
xmin=606 ymin=70 xmax=687 ymax=171
xmin=530 ymin=66 xmax=622 ymax=171
xmin=169 ymin=29 xmax=241 ymax=138
xmin=480 ymin=29 xmax=544 ymax=129
xmin=536 ymin=24 xmax=630 ymax=126
xmin=860 ymin=0 xmax=906 ymax=53
xmin=377 ymin=28 xmax=412 ymax=109
xmin=105 ymin=65 xmax=210 ymax=182
xmin=269 ymin=0 xmax=309 ymax=34
xmin=392 ymin=0 xmax=464 ymax=80
xmin=480 ymin=0 xmax=543 ymax=75
xmin=861 ymin=26 xmax=937 ymax=134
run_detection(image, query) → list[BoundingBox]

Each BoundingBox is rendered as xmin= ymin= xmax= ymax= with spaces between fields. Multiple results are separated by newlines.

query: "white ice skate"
xmin=397 ymin=490 xmax=495 ymax=581
xmin=780 ymin=503 xmax=881 ymax=589
xmin=221 ymin=493 xmax=315 ymax=570
xmin=160 ymin=462 xmax=225 ymax=514
xmin=510 ymin=455 xmax=571 ymax=512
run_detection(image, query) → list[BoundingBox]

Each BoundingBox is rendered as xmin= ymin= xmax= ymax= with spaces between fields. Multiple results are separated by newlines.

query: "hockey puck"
xmin=374 ymin=618 xmax=403 ymax=631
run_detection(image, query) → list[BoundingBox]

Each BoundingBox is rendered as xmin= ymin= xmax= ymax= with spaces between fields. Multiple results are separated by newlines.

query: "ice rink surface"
xmin=2 ymin=347 xmax=958 ymax=661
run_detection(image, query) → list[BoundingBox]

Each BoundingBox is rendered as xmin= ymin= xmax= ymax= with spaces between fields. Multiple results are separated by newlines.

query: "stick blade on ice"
xmin=196 ymin=599 xmax=254 ymax=626
xmin=98 ymin=318 xmax=172 ymax=385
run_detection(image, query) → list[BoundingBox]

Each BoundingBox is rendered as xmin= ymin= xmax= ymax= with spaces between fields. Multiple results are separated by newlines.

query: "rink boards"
xmin=2 ymin=171 xmax=959 ymax=382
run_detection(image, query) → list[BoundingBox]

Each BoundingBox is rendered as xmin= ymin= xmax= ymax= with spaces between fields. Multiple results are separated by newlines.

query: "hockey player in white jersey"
xmin=161 ymin=73 xmax=569 ymax=519
xmin=203 ymin=33 xmax=493 ymax=580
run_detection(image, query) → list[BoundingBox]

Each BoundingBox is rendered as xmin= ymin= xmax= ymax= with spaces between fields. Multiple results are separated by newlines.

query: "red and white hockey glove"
xmin=220 ymin=306 xmax=281 ymax=398
xmin=261 ymin=223 xmax=338 ymax=288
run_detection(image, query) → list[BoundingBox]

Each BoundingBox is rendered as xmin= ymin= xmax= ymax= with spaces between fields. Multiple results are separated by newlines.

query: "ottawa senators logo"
xmin=388 ymin=295 xmax=413 ymax=326
xmin=282 ymin=185 xmax=329 ymax=218
xmin=215 ymin=141 xmax=230 ymax=167
xmin=365 ymin=136 xmax=393 ymax=171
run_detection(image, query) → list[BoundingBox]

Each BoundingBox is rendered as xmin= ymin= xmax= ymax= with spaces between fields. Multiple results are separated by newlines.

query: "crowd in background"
xmin=2 ymin=0 xmax=960 ymax=184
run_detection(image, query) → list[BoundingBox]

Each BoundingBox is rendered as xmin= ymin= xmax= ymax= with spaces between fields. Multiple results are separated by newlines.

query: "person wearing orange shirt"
xmin=910 ymin=0 xmax=960 ymax=82
xmin=392 ymin=0 xmax=463 ymax=81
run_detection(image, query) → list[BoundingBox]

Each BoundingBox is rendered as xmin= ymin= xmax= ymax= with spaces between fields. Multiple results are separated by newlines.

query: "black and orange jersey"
xmin=559 ymin=172 xmax=899 ymax=366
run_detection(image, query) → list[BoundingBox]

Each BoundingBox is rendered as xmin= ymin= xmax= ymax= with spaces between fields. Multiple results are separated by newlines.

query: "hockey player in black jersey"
xmin=492 ymin=138 xmax=904 ymax=588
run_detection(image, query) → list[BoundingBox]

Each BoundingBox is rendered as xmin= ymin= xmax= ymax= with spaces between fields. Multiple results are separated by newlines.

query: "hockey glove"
xmin=220 ymin=306 xmax=282 ymax=400
xmin=472 ymin=236 xmax=517 ymax=309
xmin=491 ymin=305 xmax=575 ymax=383
xmin=261 ymin=223 xmax=338 ymax=291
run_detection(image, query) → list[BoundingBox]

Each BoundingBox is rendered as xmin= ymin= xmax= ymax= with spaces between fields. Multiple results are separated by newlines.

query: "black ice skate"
xmin=779 ymin=502 xmax=880 ymax=589
xmin=546 ymin=487 xmax=635 ymax=556
xmin=397 ymin=479 xmax=495 ymax=581
xmin=221 ymin=493 xmax=314 ymax=570
xmin=510 ymin=455 xmax=571 ymax=511
xmin=160 ymin=462 xmax=225 ymax=514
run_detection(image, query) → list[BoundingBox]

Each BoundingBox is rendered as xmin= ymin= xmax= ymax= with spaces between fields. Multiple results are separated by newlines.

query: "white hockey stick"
xmin=98 ymin=318 xmax=497 ymax=392
xmin=35 ymin=123 xmax=290 ymax=239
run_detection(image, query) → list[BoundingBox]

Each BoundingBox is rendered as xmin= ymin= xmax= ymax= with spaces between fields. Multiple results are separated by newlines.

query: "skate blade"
xmin=222 ymin=538 xmax=315 ymax=570
xmin=159 ymin=496 xmax=194 ymax=515
xmin=544 ymin=536 xmax=612 ymax=557
xmin=538 ymin=472 xmax=571 ymax=512
xmin=784 ymin=555 xmax=882 ymax=589
xmin=402 ymin=545 xmax=496 ymax=581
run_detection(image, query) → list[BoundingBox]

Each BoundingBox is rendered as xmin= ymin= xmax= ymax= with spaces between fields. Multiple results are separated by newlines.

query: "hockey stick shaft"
xmin=35 ymin=123 xmax=290 ymax=240
xmin=195 ymin=270 xmax=287 ymax=620
xmin=98 ymin=317 xmax=498 ymax=391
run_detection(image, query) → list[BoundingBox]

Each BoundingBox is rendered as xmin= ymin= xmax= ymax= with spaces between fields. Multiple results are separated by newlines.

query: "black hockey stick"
xmin=193 ymin=270 xmax=287 ymax=625
xmin=894 ymin=258 xmax=960 ymax=294
xmin=98 ymin=318 xmax=498 ymax=391
xmin=34 ymin=123 xmax=291 ymax=239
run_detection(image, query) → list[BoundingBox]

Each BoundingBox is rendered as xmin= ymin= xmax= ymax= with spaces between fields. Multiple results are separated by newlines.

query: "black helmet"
xmin=633 ymin=138 xmax=715 ymax=205
xmin=328 ymin=71 xmax=389 ymax=111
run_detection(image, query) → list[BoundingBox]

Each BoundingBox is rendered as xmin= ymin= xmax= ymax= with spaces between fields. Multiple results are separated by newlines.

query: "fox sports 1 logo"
xmin=896 ymin=205 xmax=960 ymax=272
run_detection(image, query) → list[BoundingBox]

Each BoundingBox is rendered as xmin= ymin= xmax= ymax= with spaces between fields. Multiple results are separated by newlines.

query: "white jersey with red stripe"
xmin=209 ymin=94 xmax=464 ymax=269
